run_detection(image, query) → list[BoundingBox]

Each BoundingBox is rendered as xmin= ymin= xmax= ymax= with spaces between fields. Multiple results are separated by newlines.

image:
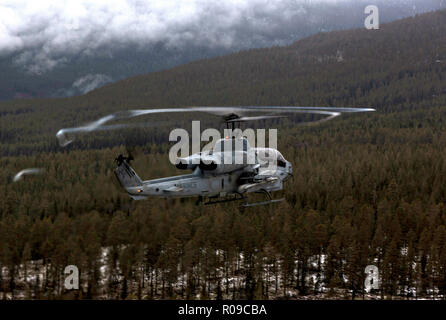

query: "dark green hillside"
xmin=0 ymin=10 xmax=446 ymax=300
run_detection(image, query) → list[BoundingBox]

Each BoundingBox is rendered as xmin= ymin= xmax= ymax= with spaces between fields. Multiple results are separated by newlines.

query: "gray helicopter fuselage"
xmin=117 ymin=147 xmax=292 ymax=201
xmin=129 ymin=168 xmax=245 ymax=200
xmin=115 ymin=136 xmax=292 ymax=202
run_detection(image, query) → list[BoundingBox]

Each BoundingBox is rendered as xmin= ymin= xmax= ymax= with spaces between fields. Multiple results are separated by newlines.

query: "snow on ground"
xmin=1 ymin=247 xmax=444 ymax=300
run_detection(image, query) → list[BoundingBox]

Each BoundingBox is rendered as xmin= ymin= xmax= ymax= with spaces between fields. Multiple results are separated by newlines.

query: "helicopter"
xmin=111 ymin=106 xmax=374 ymax=207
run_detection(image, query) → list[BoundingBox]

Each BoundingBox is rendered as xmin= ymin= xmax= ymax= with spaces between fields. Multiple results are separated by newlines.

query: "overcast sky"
xmin=1 ymin=0 xmax=444 ymax=74
xmin=0 ymin=0 xmax=348 ymax=53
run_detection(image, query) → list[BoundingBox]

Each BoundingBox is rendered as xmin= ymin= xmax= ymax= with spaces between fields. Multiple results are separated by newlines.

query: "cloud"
xmin=1 ymin=0 xmax=444 ymax=74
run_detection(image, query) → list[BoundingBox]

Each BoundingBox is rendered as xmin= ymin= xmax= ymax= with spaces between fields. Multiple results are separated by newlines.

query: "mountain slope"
xmin=86 ymin=9 xmax=445 ymax=112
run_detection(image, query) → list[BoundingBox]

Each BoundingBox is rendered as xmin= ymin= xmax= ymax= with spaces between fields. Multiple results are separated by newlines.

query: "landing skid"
xmin=201 ymin=189 xmax=283 ymax=208
xmin=203 ymin=194 xmax=246 ymax=205
xmin=240 ymin=198 xmax=284 ymax=207
xmin=240 ymin=189 xmax=284 ymax=207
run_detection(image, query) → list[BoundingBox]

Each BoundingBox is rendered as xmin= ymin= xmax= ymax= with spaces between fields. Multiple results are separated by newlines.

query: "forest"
xmin=0 ymin=9 xmax=446 ymax=299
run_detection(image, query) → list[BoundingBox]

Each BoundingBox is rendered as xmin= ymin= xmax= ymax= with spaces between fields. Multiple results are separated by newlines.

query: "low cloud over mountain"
xmin=0 ymin=0 xmax=444 ymax=99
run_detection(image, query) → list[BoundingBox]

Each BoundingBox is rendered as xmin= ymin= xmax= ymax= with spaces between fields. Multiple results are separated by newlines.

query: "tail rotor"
xmin=115 ymin=145 xmax=139 ymax=166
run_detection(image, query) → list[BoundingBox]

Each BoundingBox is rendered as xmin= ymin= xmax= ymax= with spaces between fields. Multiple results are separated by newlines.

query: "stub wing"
xmin=237 ymin=176 xmax=279 ymax=193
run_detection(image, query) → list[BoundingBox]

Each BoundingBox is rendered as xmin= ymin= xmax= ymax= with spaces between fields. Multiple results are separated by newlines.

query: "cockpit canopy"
xmin=212 ymin=137 xmax=251 ymax=154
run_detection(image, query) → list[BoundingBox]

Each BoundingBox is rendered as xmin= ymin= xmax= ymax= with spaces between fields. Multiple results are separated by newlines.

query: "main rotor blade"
xmin=13 ymin=168 xmax=44 ymax=182
xmin=56 ymin=106 xmax=375 ymax=146
xmin=227 ymin=115 xmax=286 ymax=122
xmin=190 ymin=106 xmax=375 ymax=114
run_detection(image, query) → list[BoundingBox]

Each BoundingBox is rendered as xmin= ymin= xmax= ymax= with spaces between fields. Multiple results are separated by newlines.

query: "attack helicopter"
xmin=112 ymin=106 xmax=374 ymax=207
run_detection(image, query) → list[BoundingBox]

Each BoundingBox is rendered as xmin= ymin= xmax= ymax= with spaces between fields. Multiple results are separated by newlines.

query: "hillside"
xmin=89 ymin=9 xmax=446 ymax=112
xmin=0 ymin=10 xmax=446 ymax=300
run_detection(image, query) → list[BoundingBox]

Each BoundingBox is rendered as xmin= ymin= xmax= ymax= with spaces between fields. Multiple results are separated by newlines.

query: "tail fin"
xmin=115 ymin=160 xmax=143 ymax=189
